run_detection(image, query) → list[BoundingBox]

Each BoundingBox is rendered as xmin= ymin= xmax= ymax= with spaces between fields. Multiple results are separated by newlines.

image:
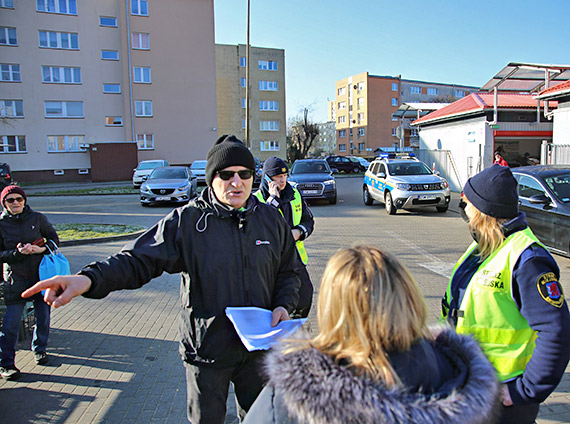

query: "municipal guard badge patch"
xmin=537 ymin=272 xmax=564 ymax=308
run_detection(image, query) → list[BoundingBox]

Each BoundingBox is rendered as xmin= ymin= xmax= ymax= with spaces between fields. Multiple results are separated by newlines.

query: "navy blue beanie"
xmin=205 ymin=135 xmax=255 ymax=187
xmin=463 ymin=164 xmax=519 ymax=218
xmin=263 ymin=156 xmax=289 ymax=177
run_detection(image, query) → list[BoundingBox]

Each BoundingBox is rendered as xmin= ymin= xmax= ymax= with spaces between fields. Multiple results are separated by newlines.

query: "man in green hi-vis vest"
xmin=441 ymin=164 xmax=570 ymax=424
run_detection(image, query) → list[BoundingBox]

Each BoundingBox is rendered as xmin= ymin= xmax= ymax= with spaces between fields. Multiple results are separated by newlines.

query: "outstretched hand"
xmin=22 ymin=275 xmax=92 ymax=308
xmin=270 ymin=306 xmax=290 ymax=327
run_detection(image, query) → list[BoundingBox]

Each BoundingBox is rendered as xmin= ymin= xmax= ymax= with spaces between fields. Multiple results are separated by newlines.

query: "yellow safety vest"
xmin=441 ymin=228 xmax=545 ymax=381
xmin=255 ymin=188 xmax=308 ymax=265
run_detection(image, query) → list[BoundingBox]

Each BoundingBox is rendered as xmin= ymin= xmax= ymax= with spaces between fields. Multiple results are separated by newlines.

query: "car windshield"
xmin=544 ymin=173 xmax=570 ymax=203
xmin=191 ymin=161 xmax=207 ymax=170
xmin=139 ymin=161 xmax=164 ymax=170
xmin=388 ymin=162 xmax=432 ymax=176
xmin=292 ymin=162 xmax=329 ymax=174
xmin=150 ymin=168 xmax=187 ymax=180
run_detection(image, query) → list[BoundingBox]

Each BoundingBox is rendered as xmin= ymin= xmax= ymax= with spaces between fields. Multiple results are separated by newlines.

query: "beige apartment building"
xmin=0 ymin=0 xmax=217 ymax=182
xmin=334 ymin=72 xmax=478 ymax=157
xmin=216 ymin=44 xmax=286 ymax=161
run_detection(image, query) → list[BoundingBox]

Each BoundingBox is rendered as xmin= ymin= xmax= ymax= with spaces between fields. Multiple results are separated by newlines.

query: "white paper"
xmin=225 ymin=306 xmax=307 ymax=351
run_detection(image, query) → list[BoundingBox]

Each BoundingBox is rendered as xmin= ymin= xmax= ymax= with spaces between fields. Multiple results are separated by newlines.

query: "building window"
xmin=133 ymin=67 xmax=151 ymax=83
xmin=338 ymin=101 xmax=346 ymax=110
xmin=358 ymin=128 xmax=365 ymax=136
xmin=259 ymin=80 xmax=278 ymax=91
xmin=132 ymin=32 xmax=149 ymax=49
xmin=44 ymin=101 xmax=83 ymax=118
xmin=0 ymin=135 xmax=26 ymax=153
xmin=0 ymin=27 xmax=17 ymax=46
xmin=391 ymin=98 xmax=398 ymax=106
xmin=455 ymin=90 xmax=465 ymax=97
xmin=240 ymin=57 xmax=246 ymax=67
xmin=410 ymin=128 xmax=418 ymax=137
xmin=358 ymin=143 xmax=365 ymax=151
xmin=105 ymin=116 xmax=123 ymax=126
xmin=357 ymin=82 xmax=364 ymax=91
xmin=427 ymin=87 xmax=437 ymax=95
xmin=42 ymin=66 xmax=81 ymax=84
xmin=392 ymin=82 xmax=398 ymax=91
xmin=349 ymin=128 xmax=353 ymax=136
xmin=101 ymin=50 xmax=119 ymax=60
xmin=1 ymin=0 xmax=15 ymax=8
xmin=392 ymin=114 xmax=398 ymax=121
xmin=240 ymin=77 xmax=246 ymax=87
xmin=39 ymin=31 xmax=79 ymax=49
xmin=37 ymin=0 xmax=77 ymax=15
xmin=259 ymin=100 xmax=278 ymax=111
xmin=137 ymin=133 xmax=154 ymax=150
xmin=338 ymin=116 xmax=346 ymax=124
xmin=0 ymin=64 xmax=20 ymax=82
xmin=357 ymin=113 xmax=364 ymax=123
xmin=338 ymin=87 xmax=346 ymax=96
xmin=47 ymin=135 xmax=84 ymax=152
xmin=99 ymin=16 xmax=117 ymax=27
xmin=131 ymin=0 xmax=148 ymax=16
xmin=241 ymin=98 xmax=246 ymax=109
xmin=357 ymin=97 xmax=365 ymax=106
xmin=103 ymin=83 xmax=121 ymax=93
xmin=135 ymin=100 xmax=152 ymax=117
xmin=339 ymin=144 xmax=347 ymax=152
xmin=260 ymin=121 xmax=279 ymax=131
xmin=392 ymin=128 xmax=397 ymax=136
xmin=242 ymin=118 xmax=246 ymax=129
xmin=338 ymin=130 xmax=346 ymax=138
xmin=258 ymin=60 xmax=277 ymax=71
xmin=409 ymin=86 xmax=421 ymax=94
xmin=0 ymin=100 xmax=23 ymax=117
xmin=260 ymin=140 xmax=280 ymax=151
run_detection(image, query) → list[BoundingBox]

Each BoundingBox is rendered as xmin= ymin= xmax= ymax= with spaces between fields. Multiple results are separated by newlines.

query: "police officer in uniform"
xmin=256 ymin=157 xmax=314 ymax=318
xmin=441 ymin=164 xmax=570 ymax=423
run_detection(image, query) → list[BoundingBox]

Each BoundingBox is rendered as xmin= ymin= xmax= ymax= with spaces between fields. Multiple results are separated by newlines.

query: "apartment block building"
xmin=334 ymin=72 xmax=478 ymax=156
xmin=0 ymin=0 xmax=217 ymax=182
xmin=216 ymin=44 xmax=286 ymax=161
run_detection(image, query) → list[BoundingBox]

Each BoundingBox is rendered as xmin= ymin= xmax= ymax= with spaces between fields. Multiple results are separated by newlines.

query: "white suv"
xmin=362 ymin=153 xmax=450 ymax=214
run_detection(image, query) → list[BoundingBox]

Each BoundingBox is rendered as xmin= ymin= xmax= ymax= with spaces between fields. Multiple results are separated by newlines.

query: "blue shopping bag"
xmin=39 ymin=243 xmax=71 ymax=280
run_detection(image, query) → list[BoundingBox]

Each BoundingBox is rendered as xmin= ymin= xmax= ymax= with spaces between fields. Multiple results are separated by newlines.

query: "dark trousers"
xmin=184 ymin=351 xmax=266 ymax=424
xmin=293 ymin=265 xmax=313 ymax=318
xmin=499 ymin=403 xmax=539 ymax=424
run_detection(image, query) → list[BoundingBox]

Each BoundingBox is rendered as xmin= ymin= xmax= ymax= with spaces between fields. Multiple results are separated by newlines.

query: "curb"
xmin=60 ymin=230 xmax=146 ymax=247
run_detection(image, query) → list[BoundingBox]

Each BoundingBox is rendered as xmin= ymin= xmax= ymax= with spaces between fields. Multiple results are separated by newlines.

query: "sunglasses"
xmin=217 ymin=170 xmax=254 ymax=181
xmin=5 ymin=197 xmax=24 ymax=204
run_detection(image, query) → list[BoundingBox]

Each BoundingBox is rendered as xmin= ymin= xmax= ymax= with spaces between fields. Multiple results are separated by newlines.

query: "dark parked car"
xmin=512 ymin=165 xmax=570 ymax=257
xmin=0 ymin=163 xmax=12 ymax=189
xmin=288 ymin=159 xmax=337 ymax=204
xmin=140 ymin=166 xmax=197 ymax=206
xmin=325 ymin=155 xmax=364 ymax=173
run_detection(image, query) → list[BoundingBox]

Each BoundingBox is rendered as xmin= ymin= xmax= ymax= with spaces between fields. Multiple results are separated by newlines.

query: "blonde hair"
xmin=291 ymin=245 xmax=429 ymax=387
xmin=463 ymin=196 xmax=508 ymax=259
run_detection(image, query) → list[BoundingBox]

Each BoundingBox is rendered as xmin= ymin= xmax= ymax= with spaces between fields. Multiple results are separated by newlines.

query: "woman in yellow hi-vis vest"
xmin=256 ymin=157 xmax=314 ymax=318
xmin=441 ymin=164 xmax=570 ymax=424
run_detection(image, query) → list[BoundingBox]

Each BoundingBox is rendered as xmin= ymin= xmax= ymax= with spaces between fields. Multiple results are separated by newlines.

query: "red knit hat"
xmin=1 ymin=185 xmax=27 ymax=206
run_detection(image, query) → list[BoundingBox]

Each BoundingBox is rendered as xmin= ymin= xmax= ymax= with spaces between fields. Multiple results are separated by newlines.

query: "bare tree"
xmin=287 ymin=107 xmax=320 ymax=161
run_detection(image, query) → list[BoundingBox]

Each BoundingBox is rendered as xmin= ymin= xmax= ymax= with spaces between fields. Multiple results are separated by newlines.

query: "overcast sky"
xmin=214 ymin=0 xmax=570 ymax=123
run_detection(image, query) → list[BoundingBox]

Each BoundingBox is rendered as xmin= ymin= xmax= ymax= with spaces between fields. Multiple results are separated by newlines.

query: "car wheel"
xmin=329 ymin=193 xmax=337 ymax=205
xmin=385 ymin=192 xmax=396 ymax=215
xmin=363 ymin=186 xmax=373 ymax=205
xmin=436 ymin=205 xmax=449 ymax=213
xmin=352 ymin=167 xmax=360 ymax=173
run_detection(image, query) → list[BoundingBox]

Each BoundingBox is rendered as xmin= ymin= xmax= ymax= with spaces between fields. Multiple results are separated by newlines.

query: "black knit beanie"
xmin=205 ymin=135 xmax=255 ymax=187
xmin=463 ymin=164 xmax=519 ymax=218
xmin=263 ymin=156 xmax=288 ymax=177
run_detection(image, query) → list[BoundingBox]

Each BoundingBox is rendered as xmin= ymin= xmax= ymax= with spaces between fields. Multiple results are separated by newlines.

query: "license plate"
xmin=419 ymin=195 xmax=436 ymax=200
xmin=302 ymin=190 xmax=319 ymax=195
xmin=155 ymin=196 xmax=170 ymax=201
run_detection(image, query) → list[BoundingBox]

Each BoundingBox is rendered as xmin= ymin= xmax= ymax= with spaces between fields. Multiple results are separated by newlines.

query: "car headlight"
xmin=324 ymin=179 xmax=335 ymax=185
xmin=177 ymin=183 xmax=190 ymax=192
xmin=440 ymin=180 xmax=449 ymax=189
xmin=140 ymin=184 xmax=149 ymax=192
xmin=397 ymin=183 xmax=411 ymax=190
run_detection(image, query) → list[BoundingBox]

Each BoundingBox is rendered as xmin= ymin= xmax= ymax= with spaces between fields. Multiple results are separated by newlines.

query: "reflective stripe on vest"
xmin=443 ymin=228 xmax=544 ymax=381
xmin=255 ymin=188 xmax=308 ymax=265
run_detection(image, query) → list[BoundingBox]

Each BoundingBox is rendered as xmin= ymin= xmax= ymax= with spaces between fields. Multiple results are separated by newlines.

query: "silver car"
xmin=140 ymin=166 xmax=197 ymax=206
xmin=190 ymin=160 xmax=207 ymax=185
xmin=132 ymin=159 xmax=169 ymax=188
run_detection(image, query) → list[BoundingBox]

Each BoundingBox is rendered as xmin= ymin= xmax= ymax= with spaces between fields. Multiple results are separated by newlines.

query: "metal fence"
xmin=541 ymin=142 xmax=570 ymax=165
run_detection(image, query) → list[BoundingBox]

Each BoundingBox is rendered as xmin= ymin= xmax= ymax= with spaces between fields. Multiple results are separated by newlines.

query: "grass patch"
xmin=33 ymin=186 xmax=138 ymax=195
xmin=54 ymin=223 xmax=145 ymax=241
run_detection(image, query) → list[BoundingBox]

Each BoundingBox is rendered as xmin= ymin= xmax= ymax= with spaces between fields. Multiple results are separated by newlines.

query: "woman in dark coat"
xmin=0 ymin=185 xmax=59 ymax=380
xmin=244 ymin=245 xmax=500 ymax=424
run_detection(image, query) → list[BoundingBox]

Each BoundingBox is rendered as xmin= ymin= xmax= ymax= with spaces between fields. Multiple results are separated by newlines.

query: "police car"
xmin=363 ymin=153 xmax=450 ymax=214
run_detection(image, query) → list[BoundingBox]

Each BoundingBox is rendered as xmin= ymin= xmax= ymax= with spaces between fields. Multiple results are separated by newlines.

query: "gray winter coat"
xmin=243 ymin=329 xmax=500 ymax=424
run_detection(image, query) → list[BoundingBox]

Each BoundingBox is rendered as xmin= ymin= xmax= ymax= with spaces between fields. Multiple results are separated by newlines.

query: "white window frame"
xmin=358 ymin=128 xmax=365 ymax=136
xmin=338 ymin=87 xmax=346 ymax=96
xmin=258 ymin=60 xmax=277 ymax=71
xmin=99 ymin=16 xmax=118 ymax=27
xmin=135 ymin=100 xmax=153 ymax=117
xmin=259 ymin=100 xmax=278 ymax=111
xmin=410 ymin=128 xmax=418 ymax=137
xmin=338 ymin=116 xmax=346 ymax=124
xmin=339 ymin=144 xmax=347 ymax=152
xmin=338 ymin=130 xmax=346 ymax=138
xmin=36 ymin=0 xmax=77 ymax=15
xmin=427 ymin=87 xmax=438 ymax=95
xmin=0 ymin=27 xmax=17 ymax=46
xmin=357 ymin=82 xmax=364 ymax=90
xmin=259 ymin=80 xmax=278 ymax=91
xmin=0 ymin=100 xmax=23 ymax=117
xmin=105 ymin=116 xmax=123 ymax=126
xmin=391 ymin=98 xmax=398 ymax=106
xmin=47 ymin=135 xmax=84 ymax=152
xmin=455 ymin=90 xmax=465 ymax=97
xmin=0 ymin=135 xmax=26 ymax=153
xmin=131 ymin=0 xmax=148 ymax=16
xmin=260 ymin=121 xmax=279 ymax=131
xmin=44 ymin=101 xmax=84 ymax=118
xmin=357 ymin=97 xmax=365 ymax=106
xmin=410 ymin=86 xmax=421 ymax=94
xmin=103 ymin=83 xmax=121 ymax=94
xmin=133 ymin=66 xmax=151 ymax=83
xmin=131 ymin=32 xmax=149 ymax=50
xmin=1 ymin=0 xmax=15 ymax=8
xmin=338 ymin=101 xmax=346 ymax=110
xmin=392 ymin=82 xmax=398 ymax=91
xmin=137 ymin=133 xmax=154 ymax=150
xmin=101 ymin=50 xmax=119 ymax=60
xmin=39 ymin=31 xmax=79 ymax=50
xmin=260 ymin=140 xmax=280 ymax=151
xmin=0 ymin=64 xmax=20 ymax=82
xmin=358 ymin=143 xmax=365 ymax=151
xmin=42 ymin=66 xmax=81 ymax=84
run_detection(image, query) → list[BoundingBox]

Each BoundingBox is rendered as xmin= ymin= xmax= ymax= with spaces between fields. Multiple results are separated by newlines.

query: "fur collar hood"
xmin=263 ymin=328 xmax=499 ymax=424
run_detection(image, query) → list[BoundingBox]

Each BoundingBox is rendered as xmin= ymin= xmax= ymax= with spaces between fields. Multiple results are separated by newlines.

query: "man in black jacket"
xmin=23 ymin=135 xmax=301 ymax=424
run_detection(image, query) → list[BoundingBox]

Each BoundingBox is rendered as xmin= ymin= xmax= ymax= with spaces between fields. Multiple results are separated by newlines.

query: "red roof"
xmin=413 ymin=93 xmax=557 ymax=125
xmin=536 ymin=80 xmax=570 ymax=98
